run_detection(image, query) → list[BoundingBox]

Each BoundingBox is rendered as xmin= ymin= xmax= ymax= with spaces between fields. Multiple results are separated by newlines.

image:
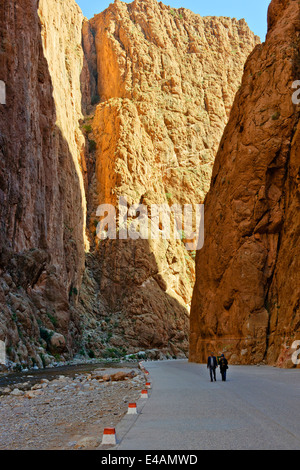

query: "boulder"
xmin=10 ymin=388 xmax=24 ymax=397
xmin=49 ymin=333 xmax=67 ymax=353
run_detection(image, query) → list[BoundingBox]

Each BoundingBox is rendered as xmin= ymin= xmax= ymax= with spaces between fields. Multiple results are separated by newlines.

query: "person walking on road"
xmin=207 ymin=353 xmax=218 ymax=382
xmin=219 ymin=354 xmax=228 ymax=382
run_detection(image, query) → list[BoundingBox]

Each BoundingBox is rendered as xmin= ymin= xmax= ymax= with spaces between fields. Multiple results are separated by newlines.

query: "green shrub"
xmin=128 ymin=354 xmax=137 ymax=360
xmin=40 ymin=327 xmax=54 ymax=344
xmin=88 ymin=350 xmax=95 ymax=358
xmin=102 ymin=347 xmax=126 ymax=359
xmin=47 ymin=312 xmax=58 ymax=327
xmin=137 ymin=352 xmax=146 ymax=359
xmin=69 ymin=286 xmax=78 ymax=297
xmin=83 ymin=124 xmax=92 ymax=133
xmin=107 ymin=332 xmax=113 ymax=341
xmin=40 ymin=354 xmax=46 ymax=368
xmin=89 ymin=139 xmax=97 ymax=152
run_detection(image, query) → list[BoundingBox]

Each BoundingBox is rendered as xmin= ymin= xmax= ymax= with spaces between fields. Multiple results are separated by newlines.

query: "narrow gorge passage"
xmin=0 ymin=0 xmax=259 ymax=368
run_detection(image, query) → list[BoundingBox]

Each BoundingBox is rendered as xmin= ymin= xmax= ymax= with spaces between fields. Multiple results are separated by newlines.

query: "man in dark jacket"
xmin=207 ymin=353 xmax=218 ymax=382
xmin=219 ymin=354 xmax=229 ymax=382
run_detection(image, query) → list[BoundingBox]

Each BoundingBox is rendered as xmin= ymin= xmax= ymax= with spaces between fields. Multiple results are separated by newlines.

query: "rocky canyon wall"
xmin=79 ymin=0 xmax=259 ymax=359
xmin=190 ymin=0 xmax=300 ymax=367
xmin=0 ymin=0 xmax=87 ymax=367
xmin=0 ymin=0 xmax=259 ymax=367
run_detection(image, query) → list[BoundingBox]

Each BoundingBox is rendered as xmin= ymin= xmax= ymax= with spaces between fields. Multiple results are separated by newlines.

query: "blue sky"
xmin=76 ymin=0 xmax=271 ymax=41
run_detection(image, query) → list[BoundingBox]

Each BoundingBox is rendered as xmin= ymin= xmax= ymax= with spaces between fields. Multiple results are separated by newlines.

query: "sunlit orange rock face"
xmin=82 ymin=0 xmax=259 ymax=357
xmin=190 ymin=0 xmax=300 ymax=367
xmin=0 ymin=0 xmax=259 ymax=366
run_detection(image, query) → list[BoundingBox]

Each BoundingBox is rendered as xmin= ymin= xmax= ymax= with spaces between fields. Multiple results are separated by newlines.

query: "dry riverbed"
xmin=0 ymin=367 xmax=146 ymax=450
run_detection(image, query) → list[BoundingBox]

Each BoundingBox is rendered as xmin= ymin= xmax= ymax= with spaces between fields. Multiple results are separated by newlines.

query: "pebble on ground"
xmin=0 ymin=368 xmax=145 ymax=450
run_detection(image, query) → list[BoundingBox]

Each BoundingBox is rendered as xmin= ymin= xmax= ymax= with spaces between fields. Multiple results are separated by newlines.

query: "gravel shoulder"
xmin=0 ymin=367 xmax=146 ymax=450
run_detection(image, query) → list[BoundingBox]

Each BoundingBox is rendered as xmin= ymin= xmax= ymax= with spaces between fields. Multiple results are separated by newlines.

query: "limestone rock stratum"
xmin=0 ymin=0 xmax=258 ymax=366
xmin=190 ymin=0 xmax=300 ymax=368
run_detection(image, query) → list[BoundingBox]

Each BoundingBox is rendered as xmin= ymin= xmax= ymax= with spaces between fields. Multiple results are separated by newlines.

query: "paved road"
xmin=116 ymin=360 xmax=300 ymax=450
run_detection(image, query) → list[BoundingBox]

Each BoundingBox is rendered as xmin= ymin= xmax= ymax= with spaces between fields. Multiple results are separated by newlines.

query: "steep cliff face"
xmin=0 ymin=0 xmax=259 ymax=367
xmin=79 ymin=0 xmax=259 ymax=357
xmin=0 ymin=0 xmax=87 ymax=367
xmin=190 ymin=0 xmax=300 ymax=367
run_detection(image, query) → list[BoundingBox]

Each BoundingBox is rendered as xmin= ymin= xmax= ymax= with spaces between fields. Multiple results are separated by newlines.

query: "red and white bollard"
xmin=101 ymin=427 xmax=117 ymax=445
xmin=141 ymin=389 xmax=148 ymax=398
xmin=127 ymin=403 xmax=138 ymax=415
xmin=146 ymin=382 xmax=151 ymax=389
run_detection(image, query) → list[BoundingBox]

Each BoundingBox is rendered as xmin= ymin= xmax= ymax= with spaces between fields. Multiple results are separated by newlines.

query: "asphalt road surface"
xmin=116 ymin=360 xmax=300 ymax=450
